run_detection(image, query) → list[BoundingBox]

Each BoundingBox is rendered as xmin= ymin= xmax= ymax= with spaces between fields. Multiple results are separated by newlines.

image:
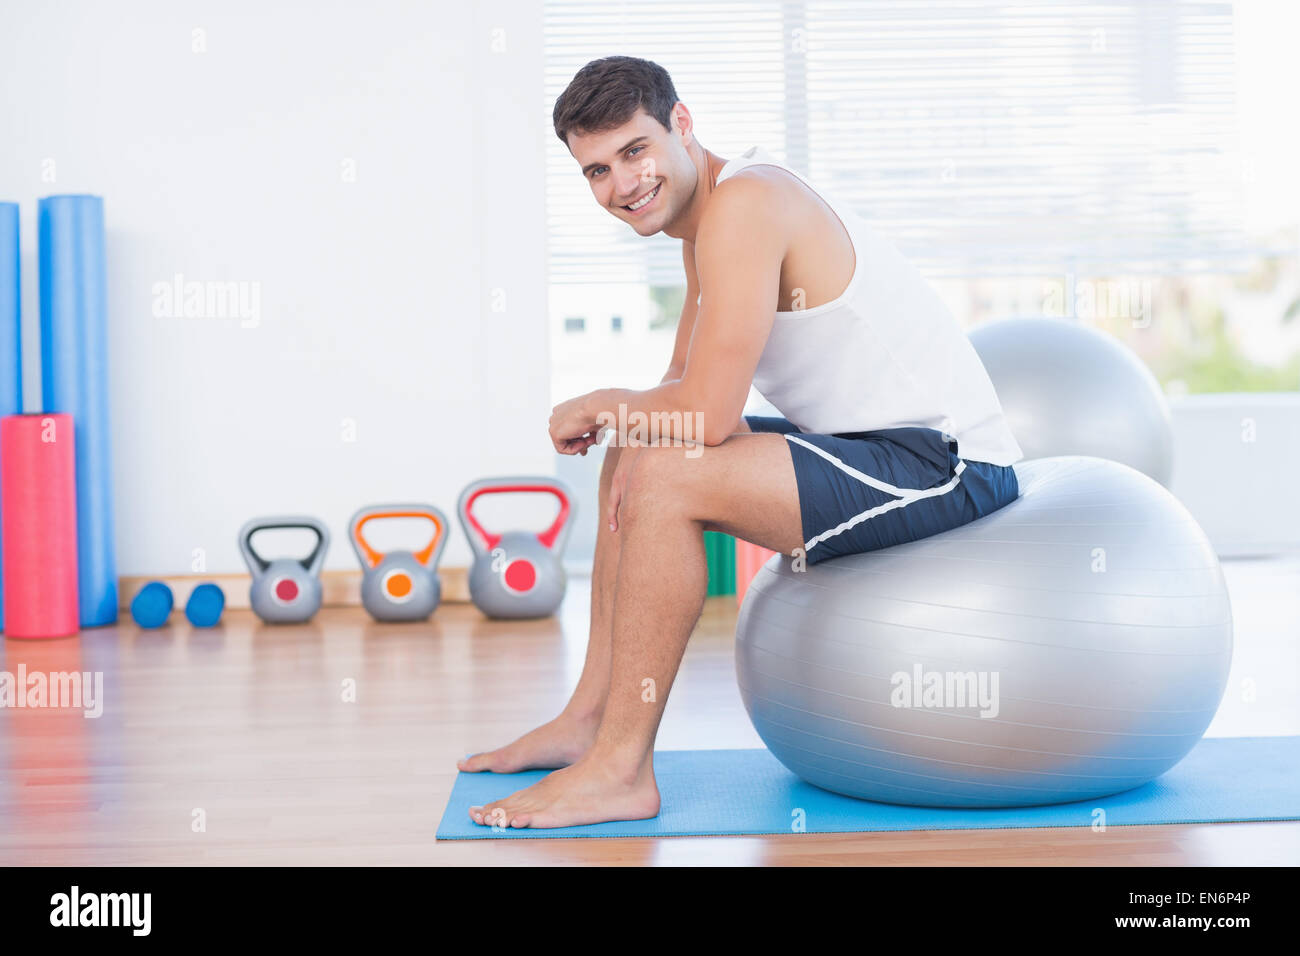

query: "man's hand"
xmin=549 ymin=391 xmax=606 ymax=455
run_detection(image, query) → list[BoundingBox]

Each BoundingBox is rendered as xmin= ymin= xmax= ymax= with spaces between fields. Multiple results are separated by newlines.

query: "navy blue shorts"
xmin=746 ymin=416 xmax=1020 ymax=565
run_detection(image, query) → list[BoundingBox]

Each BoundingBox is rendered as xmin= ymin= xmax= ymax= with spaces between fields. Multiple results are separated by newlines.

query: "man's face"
xmin=568 ymin=107 xmax=696 ymax=237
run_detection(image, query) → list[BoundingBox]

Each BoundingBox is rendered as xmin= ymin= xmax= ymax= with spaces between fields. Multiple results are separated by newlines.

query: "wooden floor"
xmin=1 ymin=557 xmax=1297 ymax=866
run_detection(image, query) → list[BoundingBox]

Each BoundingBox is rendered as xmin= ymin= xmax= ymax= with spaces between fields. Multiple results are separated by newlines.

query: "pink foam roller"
xmin=1 ymin=413 xmax=80 ymax=638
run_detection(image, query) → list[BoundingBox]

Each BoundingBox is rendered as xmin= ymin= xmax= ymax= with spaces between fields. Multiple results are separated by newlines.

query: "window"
xmin=545 ymin=1 xmax=1300 ymax=400
xmin=564 ymin=316 xmax=585 ymax=333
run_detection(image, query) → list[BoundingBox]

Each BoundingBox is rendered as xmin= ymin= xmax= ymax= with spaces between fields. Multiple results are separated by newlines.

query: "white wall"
xmin=1168 ymin=393 xmax=1300 ymax=557
xmin=0 ymin=0 xmax=554 ymax=573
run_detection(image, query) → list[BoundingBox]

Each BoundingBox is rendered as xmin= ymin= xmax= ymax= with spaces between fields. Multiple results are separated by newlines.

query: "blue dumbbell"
xmin=185 ymin=583 xmax=225 ymax=628
xmin=130 ymin=581 xmax=174 ymax=629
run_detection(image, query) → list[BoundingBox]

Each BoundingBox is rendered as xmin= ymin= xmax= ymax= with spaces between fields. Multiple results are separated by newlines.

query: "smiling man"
xmin=460 ymin=55 xmax=1024 ymax=829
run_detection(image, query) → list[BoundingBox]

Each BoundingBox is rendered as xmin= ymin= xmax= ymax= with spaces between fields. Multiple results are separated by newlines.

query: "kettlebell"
xmin=457 ymin=477 xmax=575 ymax=619
xmin=238 ymin=515 xmax=330 ymax=624
xmin=348 ymin=504 xmax=448 ymax=623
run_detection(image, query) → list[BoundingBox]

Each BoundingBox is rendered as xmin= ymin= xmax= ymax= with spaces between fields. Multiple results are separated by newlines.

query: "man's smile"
xmin=621 ymin=181 xmax=661 ymax=215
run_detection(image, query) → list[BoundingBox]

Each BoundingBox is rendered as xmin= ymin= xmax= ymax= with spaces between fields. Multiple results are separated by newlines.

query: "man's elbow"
xmin=698 ymin=409 xmax=742 ymax=446
xmin=674 ymin=377 xmax=743 ymax=446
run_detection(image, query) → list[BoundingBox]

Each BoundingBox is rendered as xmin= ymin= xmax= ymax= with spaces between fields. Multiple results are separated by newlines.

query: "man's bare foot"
xmin=467 ymin=752 xmax=660 ymax=829
xmin=456 ymin=709 xmax=601 ymax=773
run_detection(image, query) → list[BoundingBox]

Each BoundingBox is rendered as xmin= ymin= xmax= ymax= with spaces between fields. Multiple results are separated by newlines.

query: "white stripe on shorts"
xmin=785 ymin=434 xmax=967 ymax=554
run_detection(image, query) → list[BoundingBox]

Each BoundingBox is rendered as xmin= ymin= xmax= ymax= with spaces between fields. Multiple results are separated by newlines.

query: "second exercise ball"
xmin=968 ymin=317 xmax=1173 ymax=486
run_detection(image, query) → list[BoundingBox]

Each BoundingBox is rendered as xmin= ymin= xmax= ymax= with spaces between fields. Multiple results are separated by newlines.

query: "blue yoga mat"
xmin=0 ymin=202 xmax=21 ymax=632
xmin=437 ymin=736 xmax=1300 ymax=839
xmin=39 ymin=195 xmax=117 ymax=627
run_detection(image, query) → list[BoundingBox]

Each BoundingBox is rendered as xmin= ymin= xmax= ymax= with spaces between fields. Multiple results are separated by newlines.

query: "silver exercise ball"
xmin=968 ymin=317 xmax=1174 ymax=486
xmin=735 ymin=456 xmax=1233 ymax=809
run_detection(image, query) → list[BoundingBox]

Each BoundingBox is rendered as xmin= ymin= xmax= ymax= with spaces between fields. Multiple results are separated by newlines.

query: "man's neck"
xmin=663 ymin=142 xmax=727 ymax=243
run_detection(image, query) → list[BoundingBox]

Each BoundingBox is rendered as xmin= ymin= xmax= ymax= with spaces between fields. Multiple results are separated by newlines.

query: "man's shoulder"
xmin=714 ymin=162 xmax=794 ymax=200
xmin=704 ymin=166 xmax=795 ymax=234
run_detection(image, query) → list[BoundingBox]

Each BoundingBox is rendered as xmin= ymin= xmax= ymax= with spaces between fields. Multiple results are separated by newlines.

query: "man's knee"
xmin=622 ymin=448 xmax=695 ymax=522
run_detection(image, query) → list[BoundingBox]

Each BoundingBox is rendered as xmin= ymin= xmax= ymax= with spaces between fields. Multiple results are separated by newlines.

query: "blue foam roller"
xmin=39 ymin=195 xmax=117 ymax=627
xmin=130 ymin=581 xmax=173 ymax=629
xmin=0 ymin=202 xmax=21 ymax=632
xmin=184 ymin=583 xmax=225 ymax=628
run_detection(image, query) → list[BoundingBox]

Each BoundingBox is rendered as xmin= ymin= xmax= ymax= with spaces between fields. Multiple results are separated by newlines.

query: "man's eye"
xmin=628 ymin=146 xmax=644 ymax=157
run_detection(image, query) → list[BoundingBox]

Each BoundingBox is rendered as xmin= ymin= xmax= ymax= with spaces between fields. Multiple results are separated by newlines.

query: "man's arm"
xmin=656 ymin=245 xmax=756 ymax=433
xmin=571 ymin=177 xmax=783 ymax=447
xmin=659 ymin=240 xmax=701 ymax=385
xmin=656 ymin=242 xmax=750 ymax=434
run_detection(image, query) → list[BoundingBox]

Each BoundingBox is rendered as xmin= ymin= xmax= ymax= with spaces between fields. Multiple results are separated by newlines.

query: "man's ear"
xmin=672 ymin=102 xmax=693 ymax=145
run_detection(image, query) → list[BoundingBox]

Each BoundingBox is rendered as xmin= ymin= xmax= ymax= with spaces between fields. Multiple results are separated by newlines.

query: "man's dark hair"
xmin=552 ymin=56 xmax=679 ymax=148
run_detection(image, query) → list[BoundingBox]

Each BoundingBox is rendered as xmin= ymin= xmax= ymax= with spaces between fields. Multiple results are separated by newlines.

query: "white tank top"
xmin=716 ymin=146 xmax=1024 ymax=467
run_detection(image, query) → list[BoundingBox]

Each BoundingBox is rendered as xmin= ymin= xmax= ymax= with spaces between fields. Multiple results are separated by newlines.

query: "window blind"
xmin=543 ymin=0 xmax=1248 ymax=284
